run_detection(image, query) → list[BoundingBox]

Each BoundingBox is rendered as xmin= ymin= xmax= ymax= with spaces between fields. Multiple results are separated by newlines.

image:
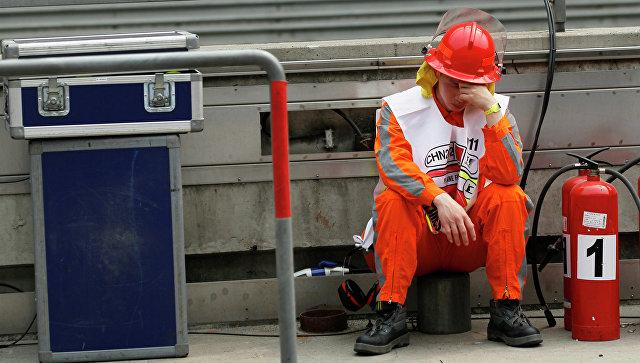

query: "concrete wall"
xmin=2 ymin=168 xmax=638 ymax=267
xmin=0 ymin=1 xmax=638 ymax=46
xmin=1 ymin=27 xmax=640 ymax=268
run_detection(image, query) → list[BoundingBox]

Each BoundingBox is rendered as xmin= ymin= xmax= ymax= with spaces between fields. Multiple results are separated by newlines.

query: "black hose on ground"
xmin=528 ymin=164 xmax=584 ymax=327
xmin=0 ymin=283 xmax=37 ymax=350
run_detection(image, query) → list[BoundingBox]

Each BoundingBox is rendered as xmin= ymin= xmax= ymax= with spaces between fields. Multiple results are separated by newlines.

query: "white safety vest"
xmin=385 ymin=86 xmax=509 ymax=206
xmin=353 ymin=86 xmax=509 ymax=250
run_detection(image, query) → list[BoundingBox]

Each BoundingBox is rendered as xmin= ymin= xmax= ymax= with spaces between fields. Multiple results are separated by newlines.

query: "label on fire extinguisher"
xmin=582 ymin=211 xmax=607 ymax=229
xmin=577 ymin=234 xmax=616 ymax=280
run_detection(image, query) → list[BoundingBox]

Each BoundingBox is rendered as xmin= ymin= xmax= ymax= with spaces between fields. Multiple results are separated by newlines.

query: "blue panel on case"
xmin=22 ymin=81 xmax=191 ymax=127
xmin=41 ymin=147 xmax=177 ymax=352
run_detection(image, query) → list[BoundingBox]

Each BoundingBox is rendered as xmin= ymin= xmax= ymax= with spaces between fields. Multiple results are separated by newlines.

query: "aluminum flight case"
xmin=30 ymin=135 xmax=189 ymax=362
xmin=2 ymin=31 xmax=203 ymax=139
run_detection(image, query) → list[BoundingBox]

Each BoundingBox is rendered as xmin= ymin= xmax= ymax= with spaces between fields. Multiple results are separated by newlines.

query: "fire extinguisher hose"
xmin=530 ymin=165 xmax=583 ymax=249
xmin=602 ymin=168 xmax=640 ymax=212
xmin=529 ymin=164 xmax=582 ymax=327
xmin=606 ymin=156 xmax=640 ymax=183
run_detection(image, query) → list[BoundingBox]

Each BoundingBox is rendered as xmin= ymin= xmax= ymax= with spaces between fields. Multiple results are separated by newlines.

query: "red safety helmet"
xmin=425 ymin=21 xmax=501 ymax=84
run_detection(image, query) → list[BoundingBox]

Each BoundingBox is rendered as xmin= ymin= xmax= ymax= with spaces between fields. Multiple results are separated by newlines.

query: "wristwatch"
xmin=484 ymin=102 xmax=501 ymax=115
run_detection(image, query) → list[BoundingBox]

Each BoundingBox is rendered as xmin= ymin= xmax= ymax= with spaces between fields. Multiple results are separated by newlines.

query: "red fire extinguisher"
xmin=562 ymin=148 xmax=611 ymax=331
xmin=561 ymin=169 xmax=589 ymax=331
xmin=570 ymin=169 xmax=619 ymax=341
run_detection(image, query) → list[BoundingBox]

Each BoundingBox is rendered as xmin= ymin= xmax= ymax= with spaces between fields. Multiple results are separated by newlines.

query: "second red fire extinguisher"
xmin=561 ymin=169 xmax=589 ymax=331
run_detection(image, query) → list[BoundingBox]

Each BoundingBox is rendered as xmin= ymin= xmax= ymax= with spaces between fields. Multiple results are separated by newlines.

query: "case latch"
xmin=144 ymin=73 xmax=175 ymax=113
xmin=38 ymin=78 xmax=70 ymax=117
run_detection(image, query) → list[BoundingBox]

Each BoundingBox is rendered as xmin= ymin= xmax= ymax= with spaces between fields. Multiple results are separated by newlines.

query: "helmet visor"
xmin=429 ymin=8 xmax=507 ymax=68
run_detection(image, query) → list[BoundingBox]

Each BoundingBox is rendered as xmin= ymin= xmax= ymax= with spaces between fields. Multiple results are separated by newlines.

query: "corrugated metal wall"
xmin=0 ymin=0 xmax=639 ymax=46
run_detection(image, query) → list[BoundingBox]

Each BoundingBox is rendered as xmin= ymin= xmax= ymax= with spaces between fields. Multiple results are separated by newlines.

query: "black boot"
xmin=488 ymin=299 xmax=543 ymax=347
xmin=354 ymin=302 xmax=409 ymax=355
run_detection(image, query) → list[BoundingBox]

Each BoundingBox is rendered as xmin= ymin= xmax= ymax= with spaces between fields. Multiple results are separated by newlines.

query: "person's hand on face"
xmin=457 ymin=82 xmax=496 ymax=111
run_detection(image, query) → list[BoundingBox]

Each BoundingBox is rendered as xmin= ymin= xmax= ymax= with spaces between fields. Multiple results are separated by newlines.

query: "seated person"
xmin=354 ymin=9 xmax=542 ymax=355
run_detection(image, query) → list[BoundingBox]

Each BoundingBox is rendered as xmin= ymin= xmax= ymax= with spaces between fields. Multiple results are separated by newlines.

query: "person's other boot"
xmin=488 ymin=299 xmax=543 ymax=347
xmin=354 ymin=302 xmax=409 ymax=355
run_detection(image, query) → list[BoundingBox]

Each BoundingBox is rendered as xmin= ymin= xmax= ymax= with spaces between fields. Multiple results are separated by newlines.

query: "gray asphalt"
xmin=2 ymin=307 xmax=639 ymax=362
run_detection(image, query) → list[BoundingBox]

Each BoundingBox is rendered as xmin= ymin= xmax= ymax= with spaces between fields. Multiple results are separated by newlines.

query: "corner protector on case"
xmin=38 ymin=351 xmax=54 ymax=363
xmin=190 ymin=72 xmax=202 ymax=82
xmin=166 ymin=135 xmax=181 ymax=148
xmin=9 ymin=126 xmax=24 ymax=139
xmin=185 ymin=33 xmax=200 ymax=50
xmin=7 ymin=79 xmax=22 ymax=89
xmin=175 ymin=343 xmax=189 ymax=357
xmin=190 ymin=120 xmax=204 ymax=132
xmin=1 ymin=40 xmax=19 ymax=59
xmin=7 ymin=79 xmax=21 ymax=88
xmin=29 ymin=141 xmax=43 ymax=155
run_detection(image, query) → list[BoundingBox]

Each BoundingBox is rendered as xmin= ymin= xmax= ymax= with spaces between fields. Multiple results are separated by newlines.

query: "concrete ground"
xmin=2 ymin=307 xmax=640 ymax=363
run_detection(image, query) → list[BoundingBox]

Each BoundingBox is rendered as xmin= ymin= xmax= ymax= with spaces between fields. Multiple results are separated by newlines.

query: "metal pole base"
xmin=416 ymin=272 xmax=471 ymax=334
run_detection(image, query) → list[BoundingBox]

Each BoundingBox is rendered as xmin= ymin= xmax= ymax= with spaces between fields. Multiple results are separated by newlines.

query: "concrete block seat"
xmin=416 ymin=272 xmax=471 ymax=334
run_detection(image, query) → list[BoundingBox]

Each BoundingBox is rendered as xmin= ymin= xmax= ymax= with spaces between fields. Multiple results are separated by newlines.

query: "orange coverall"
xmin=368 ymin=96 xmax=528 ymax=305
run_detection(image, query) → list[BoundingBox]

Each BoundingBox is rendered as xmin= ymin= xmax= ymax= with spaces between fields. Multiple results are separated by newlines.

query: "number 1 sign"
xmin=577 ymin=235 xmax=617 ymax=280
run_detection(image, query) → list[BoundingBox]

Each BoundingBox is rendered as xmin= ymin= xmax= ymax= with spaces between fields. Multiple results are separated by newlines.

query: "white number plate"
xmin=577 ymin=234 xmax=616 ymax=281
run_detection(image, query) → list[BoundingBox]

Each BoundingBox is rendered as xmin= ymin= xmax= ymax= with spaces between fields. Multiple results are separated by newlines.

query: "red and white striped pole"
xmin=270 ymin=79 xmax=297 ymax=362
xmin=0 ymin=49 xmax=298 ymax=363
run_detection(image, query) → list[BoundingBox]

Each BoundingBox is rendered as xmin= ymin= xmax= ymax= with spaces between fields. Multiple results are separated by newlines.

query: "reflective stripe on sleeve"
xmin=378 ymin=105 xmax=425 ymax=198
xmin=501 ymin=133 xmax=524 ymax=176
xmin=505 ymin=110 xmax=523 ymax=149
